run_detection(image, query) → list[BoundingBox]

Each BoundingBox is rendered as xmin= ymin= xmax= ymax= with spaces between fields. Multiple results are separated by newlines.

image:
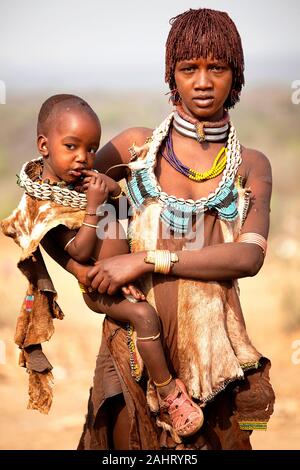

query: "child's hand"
xmin=82 ymin=170 xmax=121 ymax=197
xmin=122 ymin=284 xmax=146 ymax=301
xmin=86 ymin=172 xmax=109 ymax=211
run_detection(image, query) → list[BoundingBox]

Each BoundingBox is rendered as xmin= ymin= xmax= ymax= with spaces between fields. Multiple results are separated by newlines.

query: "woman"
xmin=46 ymin=8 xmax=275 ymax=449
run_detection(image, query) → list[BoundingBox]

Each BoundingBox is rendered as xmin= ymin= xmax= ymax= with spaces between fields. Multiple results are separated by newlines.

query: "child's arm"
xmin=65 ymin=172 xmax=121 ymax=263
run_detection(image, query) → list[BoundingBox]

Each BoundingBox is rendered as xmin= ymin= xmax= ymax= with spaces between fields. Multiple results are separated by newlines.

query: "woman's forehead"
xmin=175 ymin=54 xmax=230 ymax=65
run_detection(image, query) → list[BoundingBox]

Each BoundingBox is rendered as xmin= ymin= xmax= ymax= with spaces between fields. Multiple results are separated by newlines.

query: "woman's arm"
xmin=87 ymin=149 xmax=272 ymax=293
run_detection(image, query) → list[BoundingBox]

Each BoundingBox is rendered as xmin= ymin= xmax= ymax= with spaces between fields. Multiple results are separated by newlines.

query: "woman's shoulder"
xmin=94 ymin=127 xmax=153 ymax=176
xmin=113 ymin=127 xmax=154 ymax=149
xmin=241 ymin=145 xmax=272 ymax=182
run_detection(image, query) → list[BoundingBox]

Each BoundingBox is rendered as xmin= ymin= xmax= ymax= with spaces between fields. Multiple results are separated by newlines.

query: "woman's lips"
xmin=192 ymin=97 xmax=214 ymax=107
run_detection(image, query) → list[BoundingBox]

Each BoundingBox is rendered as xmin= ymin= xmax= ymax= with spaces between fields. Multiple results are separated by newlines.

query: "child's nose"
xmin=75 ymin=151 xmax=88 ymax=162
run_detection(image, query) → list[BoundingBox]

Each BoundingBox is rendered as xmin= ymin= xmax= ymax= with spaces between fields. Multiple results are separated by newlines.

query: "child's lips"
xmin=69 ymin=169 xmax=83 ymax=178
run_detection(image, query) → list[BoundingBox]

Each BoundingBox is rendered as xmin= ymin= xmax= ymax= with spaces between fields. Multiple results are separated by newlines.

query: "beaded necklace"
xmin=162 ymin=131 xmax=227 ymax=182
xmin=126 ymin=113 xmax=242 ymax=234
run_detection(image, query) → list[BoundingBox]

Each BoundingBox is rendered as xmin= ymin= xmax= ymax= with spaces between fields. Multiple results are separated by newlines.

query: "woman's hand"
xmin=87 ymin=252 xmax=152 ymax=295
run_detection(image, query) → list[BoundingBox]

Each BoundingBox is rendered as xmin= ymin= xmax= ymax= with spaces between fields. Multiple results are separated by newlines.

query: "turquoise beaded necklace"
xmin=126 ymin=114 xmax=242 ymax=234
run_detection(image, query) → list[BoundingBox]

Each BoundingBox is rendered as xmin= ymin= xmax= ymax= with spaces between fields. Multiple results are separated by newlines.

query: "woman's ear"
xmin=37 ymin=135 xmax=49 ymax=157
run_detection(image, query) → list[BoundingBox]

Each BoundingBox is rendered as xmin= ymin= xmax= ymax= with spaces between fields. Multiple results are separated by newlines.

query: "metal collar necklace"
xmin=174 ymin=104 xmax=230 ymax=143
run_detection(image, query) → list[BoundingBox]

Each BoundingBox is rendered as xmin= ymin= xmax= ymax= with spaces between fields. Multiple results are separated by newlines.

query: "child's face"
xmin=39 ymin=109 xmax=101 ymax=184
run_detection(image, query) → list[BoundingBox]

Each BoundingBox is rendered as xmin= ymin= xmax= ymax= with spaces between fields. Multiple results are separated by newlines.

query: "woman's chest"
xmin=154 ymin=153 xmax=248 ymax=201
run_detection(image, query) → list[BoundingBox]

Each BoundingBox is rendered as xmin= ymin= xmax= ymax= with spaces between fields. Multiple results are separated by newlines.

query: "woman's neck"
xmin=174 ymin=104 xmax=229 ymax=143
xmin=180 ymin=103 xmax=225 ymax=123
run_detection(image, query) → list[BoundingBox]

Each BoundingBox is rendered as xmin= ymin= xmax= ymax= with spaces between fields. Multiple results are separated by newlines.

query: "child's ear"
xmin=37 ymin=135 xmax=49 ymax=157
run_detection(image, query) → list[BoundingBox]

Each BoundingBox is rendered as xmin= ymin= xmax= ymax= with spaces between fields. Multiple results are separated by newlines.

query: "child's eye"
xmin=89 ymin=148 xmax=97 ymax=154
xmin=65 ymin=144 xmax=75 ymax=150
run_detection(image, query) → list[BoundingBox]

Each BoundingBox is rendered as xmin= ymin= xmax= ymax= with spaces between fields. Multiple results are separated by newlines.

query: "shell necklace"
xmin=126 ymin=113 xmax=242 ymax=234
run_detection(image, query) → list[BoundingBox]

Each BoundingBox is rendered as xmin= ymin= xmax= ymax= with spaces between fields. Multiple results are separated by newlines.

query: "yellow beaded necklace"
xmin=189 ymin=146 xmax=227 ymax=181
xmin=163 ymin=131 xmax=227 ymax=182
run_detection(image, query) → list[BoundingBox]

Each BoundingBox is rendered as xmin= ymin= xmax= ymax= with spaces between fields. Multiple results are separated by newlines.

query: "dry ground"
xmin=0 ymin=232 xmax=299 ymax=450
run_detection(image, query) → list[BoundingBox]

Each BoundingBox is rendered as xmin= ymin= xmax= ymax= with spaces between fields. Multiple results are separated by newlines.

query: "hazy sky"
xmin=0 ymin=0 xmax=299 ymax=92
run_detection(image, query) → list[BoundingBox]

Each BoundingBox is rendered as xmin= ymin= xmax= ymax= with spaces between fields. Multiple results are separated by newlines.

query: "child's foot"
xmin=158 ymin=378 xmax=204 ymax=438
xmin=156 ymin=378 xmax=176 ymax=399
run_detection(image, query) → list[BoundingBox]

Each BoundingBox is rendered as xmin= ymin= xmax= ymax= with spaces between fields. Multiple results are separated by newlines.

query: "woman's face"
xmin=174 ymin=55 xmax=233 ymax=121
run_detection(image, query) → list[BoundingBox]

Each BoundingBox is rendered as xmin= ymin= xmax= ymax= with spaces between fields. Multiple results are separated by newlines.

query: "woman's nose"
xmin=194 ymin=69 xmax=213 ymax=89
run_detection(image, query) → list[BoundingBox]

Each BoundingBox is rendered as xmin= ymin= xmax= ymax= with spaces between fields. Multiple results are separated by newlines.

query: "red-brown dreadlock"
xmin=165 ymin=8 xmax=245 ymax=109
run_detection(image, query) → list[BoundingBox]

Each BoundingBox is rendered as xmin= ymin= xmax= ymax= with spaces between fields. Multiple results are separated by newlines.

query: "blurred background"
xmin=0 ymin=0 xmax=300 ymax=450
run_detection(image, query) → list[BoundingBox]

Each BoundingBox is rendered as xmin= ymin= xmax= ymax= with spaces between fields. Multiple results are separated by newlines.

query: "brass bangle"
xmin=64 ymin=236 xmax=75 ymax=251
xmin=82 ymin=222 xmax=98 ymax=229
xmin=137 ymin=332 xmax=161 ymax=342
xmin=110 ymin=188 xmax=124 ymax=200
xmin=78 ymin=282 xmax=93 ymax=294
xmin=78 ymin=282 xmax=88 ymax=294
xmin=144 ymin=250 xmax=179 ymax=274
xmin=154 ymin=250 xmax=170 ymax=274
xmin=85 ymin=211 xmax=97 ymax=216
xmin=153 ymin=374 xmax=173 ymax=388
xmin=237 ymin=232 xmax=267 ymax=255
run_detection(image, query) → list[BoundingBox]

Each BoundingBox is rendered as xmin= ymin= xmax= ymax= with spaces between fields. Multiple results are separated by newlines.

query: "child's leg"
xmin=84 ymin=291 xmax=173 ymax=394
xmin=84 ymin=291 xmax=204 ymax=437
xmin=89 ymin=219 xmax=172 ymax=388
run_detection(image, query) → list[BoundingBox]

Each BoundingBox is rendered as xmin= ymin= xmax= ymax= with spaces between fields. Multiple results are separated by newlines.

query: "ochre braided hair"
xmin=165 ymin=8 xmax=245 ymax=109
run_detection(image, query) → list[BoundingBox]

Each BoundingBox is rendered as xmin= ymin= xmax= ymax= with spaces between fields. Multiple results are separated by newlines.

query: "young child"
xmin=2 ymin=94 xmax=203 ymax=437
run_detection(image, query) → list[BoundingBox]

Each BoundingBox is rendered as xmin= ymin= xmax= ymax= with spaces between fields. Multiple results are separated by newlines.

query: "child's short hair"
xmin=165 ymin=8 xmax=245 ymax=109
xmin=37 ymin=94 xmax=99 ymax=135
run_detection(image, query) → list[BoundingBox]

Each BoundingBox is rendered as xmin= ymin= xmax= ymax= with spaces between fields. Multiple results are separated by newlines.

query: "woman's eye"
xmin=211 ymin=65 xmax=225 ymax=72
xmin=182 ymin=67 xmax=195 ymax=72
xmin=65 ymin=144 xmax=75 ymax=150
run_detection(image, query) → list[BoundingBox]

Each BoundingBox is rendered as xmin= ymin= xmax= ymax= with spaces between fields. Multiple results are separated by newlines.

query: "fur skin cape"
xmin=1 ymin=184 xmax=85 ymax=413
